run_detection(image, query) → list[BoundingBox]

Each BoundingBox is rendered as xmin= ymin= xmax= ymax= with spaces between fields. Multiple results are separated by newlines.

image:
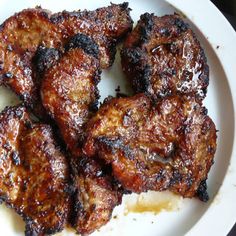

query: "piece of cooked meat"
xmin=121 ymin=13 xmax=209 ymax=101
xmin=41 ymin=34 xmax=101 ymax=156
xmin=0 ymin=106 xmax=70 ymax=235
xmin=51 ymin=2 xmax=133 ymax=68
xmin=70 ymin=156 xmax=122 ymax=235
xmin=0 ymin=3 xmax=133 ymax=119
xmin=83 ymin=94 xmax=217 ymax=200
xmin=0 ymin=8 xmax=63 ymax=119
xmin=41 ymin=34 xmax=123 ymax=234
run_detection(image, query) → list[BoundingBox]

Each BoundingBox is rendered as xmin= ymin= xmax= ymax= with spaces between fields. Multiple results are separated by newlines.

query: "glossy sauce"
xmin=124 ymin=191 xmax=182 ymax=215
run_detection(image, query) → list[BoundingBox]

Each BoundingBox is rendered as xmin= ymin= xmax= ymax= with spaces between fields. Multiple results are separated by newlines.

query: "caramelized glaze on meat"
xmin=0 ymin=3 xmax=133 ymax=118
xmin=70 ymin=156 xmax=122 ymax=235
xmin=0 ymin=106 xmax=70 ymax=235
xmin=83 ymin=94 xmax=217 ymax=200
xmin=121 ymin=13 xmax=209 ymax=101
xmin=0 ymin=8 xmax=63 ymax=119
xmin=52 ymin=2 xmax=133 ymax=68
xmin=41 ymin=34 xmax=101 ymax=156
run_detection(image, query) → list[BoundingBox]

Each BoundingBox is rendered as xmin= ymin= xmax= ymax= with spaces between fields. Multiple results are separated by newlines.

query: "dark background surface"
xmin=211 ymin=0 xmax=236 ymax=29
xmin=210 ymin=1 xmax=236 ymax=235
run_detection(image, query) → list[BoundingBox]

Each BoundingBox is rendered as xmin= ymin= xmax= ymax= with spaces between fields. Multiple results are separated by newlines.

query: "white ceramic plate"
xmin=0 ymin=0 xmax=235 ymax=235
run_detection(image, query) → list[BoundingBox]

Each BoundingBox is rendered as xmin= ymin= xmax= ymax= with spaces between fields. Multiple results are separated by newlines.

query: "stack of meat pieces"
xmin=0 ymin=3 xmax=217 ymax=236
xmin=0 ymin=3 xmax=132 ymax=235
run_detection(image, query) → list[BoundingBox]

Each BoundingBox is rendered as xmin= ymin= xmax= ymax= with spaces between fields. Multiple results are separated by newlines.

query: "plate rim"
xmin=0 ymin=0 xmax=235 ymax=235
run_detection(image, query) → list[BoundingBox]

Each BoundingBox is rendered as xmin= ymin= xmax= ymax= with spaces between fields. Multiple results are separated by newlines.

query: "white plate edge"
xmin=0 ymin=0 xmax=235 ymax=235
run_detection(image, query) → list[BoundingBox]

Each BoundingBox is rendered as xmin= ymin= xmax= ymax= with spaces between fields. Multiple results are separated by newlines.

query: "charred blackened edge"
xmin=138 ymin=13 xmax=154 ymax=43
xmin=93 ymin=62 xmax=102 ymax=86
xmin=72 ymin=156 xmax=108 ymax=178
xmin=133 ymin=63 xmax=152 ymax=94
xmin=172 ymin=15 xmax=189 ymax=33
xmin=115 ymin=2 xmax=129 ymax=10
xmin=121 ymin=47 xmax=142 ymax=65
xmin=50 ymin=8 xmax=88 ymax=24
xmin=121 ymin=47 xmax=152 ymax=94
xmin=78 ymin=156 xmax=123 ymax=189
xmin=169 ymin=169 xmax=183 ymax=187
xmin=33 ymin=46 xmax=61 ymax=76
xmin=116 ymin=92 xmax=128 ymax=98
xmin=88 ymin=90 xmax=100 ymax=113
xmin=88 ymin=99 xmax=99 ymax=113
xmin=50 ymin=8 xmax=95 ymax=25
xmin=50 ymin=2 xmax=132 ymax=24
xmin=88 ymin=67 xmax=101 ymax=113
xmin=37 ymin=8 xmax=51 ymax=20
xmin=96 ymin=136 xmax=134 ymax=160
xmin=195 ymin=179 xmax=209 ymax=202
xmin=69 ymin=156 xmax=84 ymax=231
xmin=121 ymin=48 xmax=152 ymax=95
xmin=198 ymin=60 xmax=209 ymax=101
xmin=106 ymin=38 xmax=117 ymax=68
xmin=65 ymin=33 xmax=99 ymax=59
xmin=69 ymin=190 xmax=81 ymax=233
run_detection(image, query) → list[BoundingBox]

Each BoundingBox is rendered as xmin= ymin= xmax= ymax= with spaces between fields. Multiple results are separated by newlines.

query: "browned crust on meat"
xmin=41 ymin=42 xmax=101 ymax=156
xmin=0 ymin=106 xmax=70 ymax=235
xmin=51 ymin=2 xmax=133 ymax=68
xmin=83 ymin=94 xmax=217 ymax=200
xmin=70 ymin=156 xmax=122 ymax=235
xmin=0 ymin=8 xmax=61 ymax=115
xmin=121 ymin=13 xmax=209 ymax=101
xmin=0 ymin=3 xmax=133 ymax=119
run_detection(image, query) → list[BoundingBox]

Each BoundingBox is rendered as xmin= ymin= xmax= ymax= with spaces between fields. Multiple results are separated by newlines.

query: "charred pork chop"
xmin=121 ymin=13 xmax=209 ymax=101
xmin=0 ymin=106 xmax=70 ymax=235
xmin=0 ymin=3 xmax=133 ymax=119
xmin=83 ymin=94 xmax=217 ymax=200
xmin=40 ymin=32 xmax=123 ymax=235
xmin=70 ymin=156 xmax=122 ymax=235
xmin=41 ymin=34 xmax=101 ymax=156
xmin=41 ymin=33 xmax=123 ymax=234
